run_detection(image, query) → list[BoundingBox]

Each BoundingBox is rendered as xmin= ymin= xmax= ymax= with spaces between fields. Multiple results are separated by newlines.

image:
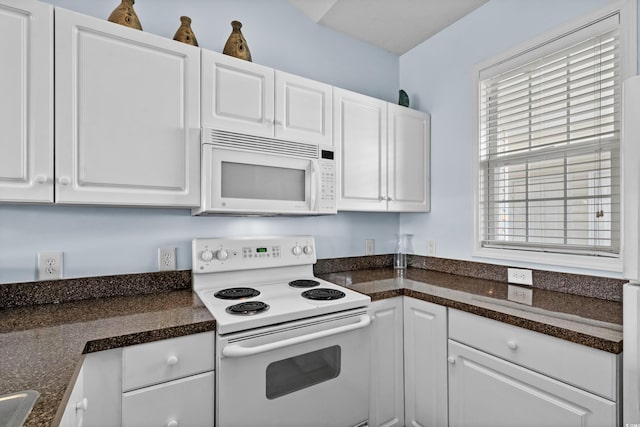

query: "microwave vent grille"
xmin=204 ymin=129 xmax=318 ymax=159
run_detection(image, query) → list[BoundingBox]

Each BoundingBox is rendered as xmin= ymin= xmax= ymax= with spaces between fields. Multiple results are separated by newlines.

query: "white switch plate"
xmin=508 ymin=284 xmax=533 ymax=305
xmin=507 ymin=267 xmax=533 ymax=286
xmin=158 ymin=247 xmax=177 ymax=271
xmin=365 ymin=239 xmax=375 ymax=255
xmin=38 ymin=251 xmax=63 ymax=280
xmin=427 ymin=240 xmax=436 ymax=256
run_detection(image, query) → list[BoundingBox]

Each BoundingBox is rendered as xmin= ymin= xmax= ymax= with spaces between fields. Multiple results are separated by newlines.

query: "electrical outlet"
xmin=508 ymin=284 xmax=533 ymax=305
xmin=158 ymin=247 xmax=177 ymax=271
xmin=507 ymin=268 xmax=533 ymax=286
xmin=365 ymin=239 xmax=375 ymax=255
xmin=38 ymin=251 xmax=63 ymax=280
xmin=427 ymin=240 xmax=436 ymax=256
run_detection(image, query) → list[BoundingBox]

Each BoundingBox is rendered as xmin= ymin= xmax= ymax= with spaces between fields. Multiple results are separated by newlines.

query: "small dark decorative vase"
xmin=173 ymin=16 xmax=198 ymax=46
xmin=399 ymin=89 xmax=410 ymax=107
xmin=223 ymin=21 xmax=252 ymax=62
xmin=108 ymin=0 xmax=142 ymax=31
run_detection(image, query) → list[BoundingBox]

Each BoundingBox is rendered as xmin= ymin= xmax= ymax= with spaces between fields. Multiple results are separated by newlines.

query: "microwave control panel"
xmin=319 ymin=150 xmax=336 ymax=212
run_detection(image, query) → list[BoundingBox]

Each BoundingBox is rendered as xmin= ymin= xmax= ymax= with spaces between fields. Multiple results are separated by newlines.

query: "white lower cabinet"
xmin=58 ymin=348 xmax=122 ymax=427
xmin=403 ymin=297 xmax=448 ymax=427
xmin=369 ymin=298 xmax=405 ymax=427
xmin=121 ymin=332 xmax=215 ymax=427
xmin=59 ymin=365 xmax=84 ymax=427
xmin=122 ymin=372 xmax=214 ymax=427
xmin=448 ymin=309 xmax=619 ymax=427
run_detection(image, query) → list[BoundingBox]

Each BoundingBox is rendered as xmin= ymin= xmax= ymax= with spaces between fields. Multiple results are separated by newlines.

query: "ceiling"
xmin=288 ymin=0 xmax=489 ymax=55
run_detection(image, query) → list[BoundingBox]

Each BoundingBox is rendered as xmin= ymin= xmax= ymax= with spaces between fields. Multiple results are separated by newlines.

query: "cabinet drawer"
xmin=448 ymin=309 xmax=618 ymax=400
xmin=122 ymin=332 xmax=214 ymax=391
xmin=122 ymin=371 xmax=214 ymax=427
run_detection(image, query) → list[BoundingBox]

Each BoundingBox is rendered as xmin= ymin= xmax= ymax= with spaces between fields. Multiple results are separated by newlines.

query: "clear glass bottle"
xmin=394 ymin=234 xmax=414 ymax=270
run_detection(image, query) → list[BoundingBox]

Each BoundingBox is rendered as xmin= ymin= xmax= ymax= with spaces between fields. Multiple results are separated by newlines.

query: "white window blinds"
xmin=478 ymin=14 xmax=621 ymax=257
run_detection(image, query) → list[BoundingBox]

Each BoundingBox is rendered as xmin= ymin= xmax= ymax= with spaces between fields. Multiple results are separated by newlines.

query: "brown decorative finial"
xmin=223 ymin=20 xmax=252 ymax=62
xmin=108 ymin=0 xmax=142 ymax=31
xmin=173 ymin=16 xmax=198 ymax=46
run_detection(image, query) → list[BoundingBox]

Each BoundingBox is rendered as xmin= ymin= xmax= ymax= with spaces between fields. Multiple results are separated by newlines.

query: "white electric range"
xmin=192 ymin=236 xmax=371 ymax=427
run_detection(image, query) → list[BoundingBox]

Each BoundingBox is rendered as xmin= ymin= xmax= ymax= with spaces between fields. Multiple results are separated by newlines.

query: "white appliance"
xmin=192 ymin=236 xmax=371 ymax=427
xmin=623 ymin=75 xmax=640 ymax=425
xmin=193 ymin=129 xmax=336 ymax=216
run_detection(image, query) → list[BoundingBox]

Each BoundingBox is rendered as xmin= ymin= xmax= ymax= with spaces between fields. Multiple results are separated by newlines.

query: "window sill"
xmin=472 ymin=246 xmax=623 ymax=274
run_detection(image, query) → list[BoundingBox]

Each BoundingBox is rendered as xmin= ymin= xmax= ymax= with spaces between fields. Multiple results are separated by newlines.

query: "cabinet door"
xmin=55 ymin=8 xmax=200 ymax=207
xmin=59 ymin=365 xmax=84 ymax=427
xmin=202 ymin=49 xmax=275 ymax=137
xmin=334 ymin=88 xmax=387 ymax=211
xmin=122 ymin=372 xmax=214 ymax=427
xmin=387 ymin=104 xmax=430 ymax=212
xmin=369 ymin=298 xmax=404 ymax=427
xmin=275 ymin=71 xmax=332 ymax=146
xmin=404 ymin=297 xmax=448 ymax=427
xmin=448 ymin=340 xmax=617 ymax=427
xmin=0 ymin=0 xmax=53 ymax=203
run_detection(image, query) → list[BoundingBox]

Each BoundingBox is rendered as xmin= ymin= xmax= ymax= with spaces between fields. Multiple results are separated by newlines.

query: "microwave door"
xmin=203 ymin=147 xmax=313 ymax=214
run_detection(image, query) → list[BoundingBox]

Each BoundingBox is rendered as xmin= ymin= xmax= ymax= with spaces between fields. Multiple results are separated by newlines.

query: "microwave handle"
xmin=310 ymin=160 xmax=318 ymax=211
xmin=221 ymin=314 xmax=371 ymax=358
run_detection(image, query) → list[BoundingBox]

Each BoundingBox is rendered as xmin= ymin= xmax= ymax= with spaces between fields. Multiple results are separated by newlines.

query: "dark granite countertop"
xmin=0 ymin=266 xmax=623 ymax=427
xmin=318 ymin=268 xmax=623 ymax=354
xmin=0 ymin=289 xmax=215 ymax=427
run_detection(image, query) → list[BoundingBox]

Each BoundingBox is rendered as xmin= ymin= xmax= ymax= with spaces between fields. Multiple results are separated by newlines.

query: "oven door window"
xmin=221 ymin=162 xmax=305 ymax=201
xmin=265 ymin=345 xmax=341 ymax=399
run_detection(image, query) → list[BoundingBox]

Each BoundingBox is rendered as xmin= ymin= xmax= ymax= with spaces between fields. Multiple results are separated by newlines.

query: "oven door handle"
xmin=221 ymin=314 xmax=371 ymax=358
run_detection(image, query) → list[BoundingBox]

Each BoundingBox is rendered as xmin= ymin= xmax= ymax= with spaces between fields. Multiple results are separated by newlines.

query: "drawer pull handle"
xmin=167 ymin=420 xmax=178 ymax=427
xmin=507 ymin=340 xmax=518 ymax=350
xmin=167 ymin=355 xmax=179 ymax=366
xmin=447 ymin=356 xmax=456 ymax=365
xmin=75 ymin=397 xmax=88 ymax=412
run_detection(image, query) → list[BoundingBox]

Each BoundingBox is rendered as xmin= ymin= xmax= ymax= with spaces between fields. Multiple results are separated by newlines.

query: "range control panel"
xmin=192 ymin=236 xmax=316 ymax=273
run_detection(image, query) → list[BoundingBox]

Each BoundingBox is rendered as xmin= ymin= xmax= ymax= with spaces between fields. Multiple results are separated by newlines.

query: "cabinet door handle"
xmin=167 ymin=355 xmax=179 ymax=366
xmin=34 ymin=175 xmax=48 ymax=184
xmin=58 ymin=177 xmax=71 ymax=186
xmin=507 ymin=340 xmax=518 ymax=350
xmin=447 ymin=356 xmax=456 ymax=365
xmin=75 ymin=397 xmax=88 ymax=412
xmin=167 ymin=419 xmax=178 ymax=427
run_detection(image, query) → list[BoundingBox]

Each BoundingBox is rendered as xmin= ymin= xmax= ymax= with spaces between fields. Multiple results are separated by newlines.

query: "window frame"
xmin=472 ymin=0 xmax=637 ymax=272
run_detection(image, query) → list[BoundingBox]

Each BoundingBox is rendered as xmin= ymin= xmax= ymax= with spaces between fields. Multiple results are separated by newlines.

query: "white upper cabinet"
xmin=201 ymin=50 xmax=332 ymax=145
xmin=334 ymin=87 xmax=430 ymax=212
xmin=0 ymin=0 xmax=53 ymax=203
xmin=201 ymin=50 xmax=275 ymax=137
xmin=388 ymin=103 xmax=430 ymax=212
xmin=274 ymin=71 xmax=333 ymax=145
xmin=54 ymin=8 xmax=200 ymax=207
xmin=334 ymin=87 xmax=388 ymax=211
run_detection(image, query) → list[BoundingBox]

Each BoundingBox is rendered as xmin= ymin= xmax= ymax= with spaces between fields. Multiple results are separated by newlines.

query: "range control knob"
xmin=200 ymin=250 xmax=214 ymax=262
xmin=216 ymin=249 xmax=229 ymax=261
xmin=292 ymin=245 xmax=302 ymax=256
xmin=303 ymin=245 xmax=314 ymax=255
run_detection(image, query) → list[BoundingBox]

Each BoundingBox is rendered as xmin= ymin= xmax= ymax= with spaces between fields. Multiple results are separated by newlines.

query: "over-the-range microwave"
xmin=193 ymin=129 xmax=336 ymax=216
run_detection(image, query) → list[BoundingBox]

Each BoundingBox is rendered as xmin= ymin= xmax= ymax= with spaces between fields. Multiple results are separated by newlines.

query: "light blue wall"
xmin=45 ymin=0 xmax=399 ymax=102
xmin=0 ymin=0 xmax=400 ymax=284
xmin=398 ymin=0 xmax=635 ymax=278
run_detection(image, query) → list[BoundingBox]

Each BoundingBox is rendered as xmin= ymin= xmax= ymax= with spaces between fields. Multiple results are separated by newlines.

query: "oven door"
xmin=216 ymin=310 xmax=371 ymax=427
xmin=200 ymin=145 xmax=320 ymax=215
